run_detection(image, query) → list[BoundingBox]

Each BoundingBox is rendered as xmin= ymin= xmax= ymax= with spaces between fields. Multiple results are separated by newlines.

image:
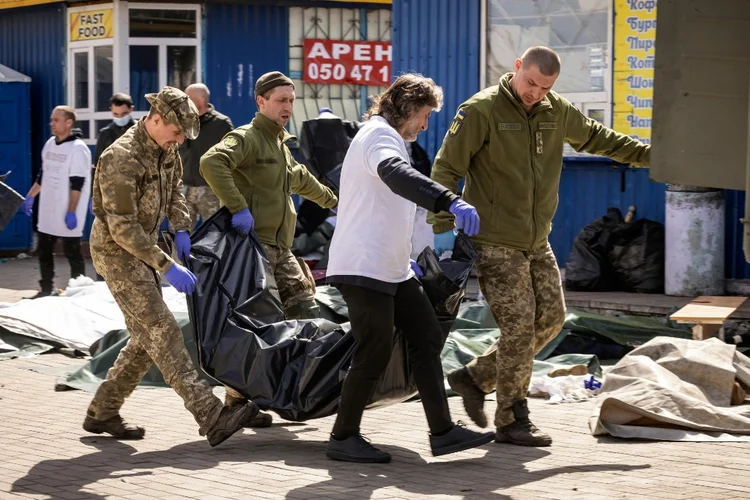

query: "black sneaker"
xmin=429 ymin=422 xmax=495 ymax=457
xmin=326 ymin=434 xmax=392 ymax=463
xmin=29 ymin=290 xmax=56 ymax=299
xmin=446 ymin=367 xmax=488 ymax=428
xmin=495 ymin=399 xmax=552 ymax=447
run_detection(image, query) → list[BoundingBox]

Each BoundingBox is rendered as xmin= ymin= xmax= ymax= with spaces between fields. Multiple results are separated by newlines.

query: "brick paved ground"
xmin=1 ymin=353 xmax=749 ymax=500
xmin=1 ymin=257 xmax=749 ymax=499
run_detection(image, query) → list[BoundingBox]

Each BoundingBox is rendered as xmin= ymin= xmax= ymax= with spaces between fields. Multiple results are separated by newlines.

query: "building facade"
xmin=1 ymin=0 xmax=747 ymax=280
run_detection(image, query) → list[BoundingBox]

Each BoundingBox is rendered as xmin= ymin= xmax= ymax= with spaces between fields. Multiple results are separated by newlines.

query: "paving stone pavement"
xmin=2 ymin=255 xmax=749 ymax=499
xmin=0 ymin=352 xmax=749 ymax=500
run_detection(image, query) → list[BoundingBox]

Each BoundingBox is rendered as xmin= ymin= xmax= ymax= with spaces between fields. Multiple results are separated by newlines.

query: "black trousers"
xmin=38 ymin=232 xmax=85 ymax=293
xmin=332 ymin=278 xmax=453 ymax=439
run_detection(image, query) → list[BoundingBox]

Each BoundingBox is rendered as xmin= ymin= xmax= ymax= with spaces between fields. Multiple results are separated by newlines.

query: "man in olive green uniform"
xmin=84 ymin=86 xmax=259 ymax=447
xmin=429 ymin=46 xmax=650 ymax=447
xmin=200 ymin=71 xmax=338 ymax=417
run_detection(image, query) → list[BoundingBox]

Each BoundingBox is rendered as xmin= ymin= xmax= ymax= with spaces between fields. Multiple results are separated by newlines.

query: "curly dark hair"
xmin=364 ymin=73 xmax=443 ymax=129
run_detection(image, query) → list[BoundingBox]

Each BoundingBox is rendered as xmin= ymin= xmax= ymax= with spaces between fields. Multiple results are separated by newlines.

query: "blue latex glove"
xmin=21 ymin=196 xmax=34 ymax=216
xmin=449 ymin=198 xmax=480 ymax=236
xmin=164 ymin=263 xmax=197 ymax=295
xmin=231 ymin=208 xmax=254 ymax=234
xmin=64 ymin=211 xmax=77 ymax=230
xmin=88 ymin=198 xmax=94 ymax=216
xmin=409 ymin=259 xmax=424 ymax=278
xmin=175 ymin=230 xmax=191 ymax=262
xmin=434 ymin=230 xmax=457 ymax=256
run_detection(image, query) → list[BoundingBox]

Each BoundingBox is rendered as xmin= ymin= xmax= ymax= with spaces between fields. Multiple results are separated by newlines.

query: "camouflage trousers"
xmin=466 ymin=242 xmax=567 ymax=427
xmin=184 ymin=185 xmax=220 ymax=228
xmin=87 ymin=277 xmax=224 ymax=435
xmin=225 ymin=244 xmax=318 ymax=402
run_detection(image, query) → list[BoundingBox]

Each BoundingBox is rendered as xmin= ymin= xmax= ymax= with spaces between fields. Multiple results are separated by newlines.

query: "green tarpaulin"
xmin=58 ymin=286 xmax=693 ymax=395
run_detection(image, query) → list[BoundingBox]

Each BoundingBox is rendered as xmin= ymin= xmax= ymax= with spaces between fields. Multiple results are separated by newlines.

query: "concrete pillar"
xmin=665 ymin=184 xmax=725 ymax=296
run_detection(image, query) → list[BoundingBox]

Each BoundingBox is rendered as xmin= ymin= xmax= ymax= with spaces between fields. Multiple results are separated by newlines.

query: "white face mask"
xmin=113 ymin=115 xmax=131 ymax=126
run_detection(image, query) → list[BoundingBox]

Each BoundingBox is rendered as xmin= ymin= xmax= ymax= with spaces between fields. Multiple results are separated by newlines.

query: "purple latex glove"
xmin=175 ymin=230 xmax=191 ymax=262
xmin=164 ymin=263 xmax=197 ymax=295
xmin=21 ymin=196 xmax=34 ymax=216
xmin=410 ymin=259 xmax=424 ymax=277
xmin=449 ymin=198 xmax=480 ymax=236
xmin=231 ymin=208 xmax=254 ymax=234
xmin=64 ymin=211 xmax=77 ymax=230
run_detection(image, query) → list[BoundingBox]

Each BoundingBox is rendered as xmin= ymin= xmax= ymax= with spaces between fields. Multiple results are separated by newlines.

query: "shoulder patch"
xmin=222 ymin=136 xmax=238 ymax=148
xmin=448 ymin=110 xmax=467 ymax=137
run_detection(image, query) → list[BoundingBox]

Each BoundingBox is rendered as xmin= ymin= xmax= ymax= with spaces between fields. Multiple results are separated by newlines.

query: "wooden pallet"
xmin=670 ymin=296 xmax=748 ymax=340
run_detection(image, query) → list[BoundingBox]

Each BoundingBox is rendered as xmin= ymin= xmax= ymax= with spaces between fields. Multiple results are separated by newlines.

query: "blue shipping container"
xmin=392 ymin=0 xmax=481 ymax=160
xmin=203 ymin=2 xmax=289 ymax=128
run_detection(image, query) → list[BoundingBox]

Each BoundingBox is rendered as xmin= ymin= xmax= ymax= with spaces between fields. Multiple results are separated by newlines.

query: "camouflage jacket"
xmin=90 ymin=118 xmax=191 ymax=281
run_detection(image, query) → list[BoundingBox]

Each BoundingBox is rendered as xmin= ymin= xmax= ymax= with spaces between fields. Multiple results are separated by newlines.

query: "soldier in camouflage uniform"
xmin=200 ymin=72 xmax=338 ymax=417
xmin=429 ymin=46 xmax=651 ymax=447
xmin=83 ymin=86 xmax=259 ymax=447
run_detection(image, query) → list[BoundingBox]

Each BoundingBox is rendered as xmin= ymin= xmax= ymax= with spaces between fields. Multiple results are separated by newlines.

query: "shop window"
xmin=74 ymin=52 xmax=89 ymax=110
xmin=95 ymin=45 xmax=114 ymax=112
xmin=127 ymin=4 xmax=202 ymax=119
xmin=485 ymin=0 xmax=612 ymax=129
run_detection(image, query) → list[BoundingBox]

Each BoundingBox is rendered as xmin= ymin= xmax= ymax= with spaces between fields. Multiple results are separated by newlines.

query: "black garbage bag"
xmin=0 ymin=180 xmax=24 ymax=233
xmin=184 ymin=208 xmax=476 ymax=421
xmin=608 ymin=218 xmax=665 ymax=293
xmin=565 ymin=207 xmax=623 ymax=291
xmin=298 ymin=117 xmax=361 ymax=193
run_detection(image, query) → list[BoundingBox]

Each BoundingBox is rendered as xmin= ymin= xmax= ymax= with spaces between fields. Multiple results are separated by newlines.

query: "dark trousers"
xmin=332 ymin=279 xmax=453 ymax=439
xmin=38 ymin=232 xmax=85 ymax=292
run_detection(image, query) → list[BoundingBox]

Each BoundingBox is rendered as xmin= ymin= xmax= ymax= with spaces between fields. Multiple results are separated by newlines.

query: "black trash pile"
xmin=184 ymin=207 xmax=476 ymax=421
xmin=564 ymin=207 xmax=665 ymax=293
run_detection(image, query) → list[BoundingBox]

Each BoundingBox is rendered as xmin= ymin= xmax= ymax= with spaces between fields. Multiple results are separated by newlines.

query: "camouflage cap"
xmin=145 ymin=86 xmax=200 ymax=140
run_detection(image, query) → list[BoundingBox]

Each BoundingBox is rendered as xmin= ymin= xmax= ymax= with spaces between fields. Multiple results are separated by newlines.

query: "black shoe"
xmin=206 ymin=402 xmax=259 ymax=448
xmin=326 ymin=434 xmax=392 ymax=463
xmin=429 ymin=422 xmax=495 ymax=457
xmin=446 ymin=367 xmax=488 ymax=428
xmin=495 ymin=399 xmax=552 ymax=447
xmin=83 ymin=414 xmax=145 ymax=440
xmin=225 ymin=391 xmax=273 ymax=427
xmin=29 ymin=290 xmax=56 ymax=299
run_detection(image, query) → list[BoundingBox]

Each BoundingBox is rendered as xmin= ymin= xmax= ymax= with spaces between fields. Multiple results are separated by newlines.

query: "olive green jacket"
xmin=200 ymin=113 xmax=338 ymax=249
xmin=429 ymin=72 xmax=650 ymax=251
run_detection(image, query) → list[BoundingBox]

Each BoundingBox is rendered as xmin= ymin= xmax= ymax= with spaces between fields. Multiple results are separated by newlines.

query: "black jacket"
xmin=93 ymin=118 xmax=135 ymax=166
xmin=180 ymin=105 xmax=234 ymax=186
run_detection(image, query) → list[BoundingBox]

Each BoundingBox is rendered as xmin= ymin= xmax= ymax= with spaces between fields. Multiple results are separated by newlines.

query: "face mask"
xmin=113 ymin=115 xmax=131 ymax=126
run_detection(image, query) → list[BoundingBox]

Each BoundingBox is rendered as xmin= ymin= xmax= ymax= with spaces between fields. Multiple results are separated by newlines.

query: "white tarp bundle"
xmin=590 ymin=336 xmax=750 ymax=442
xmin=0 ymin=278 xmax=187 ymax=353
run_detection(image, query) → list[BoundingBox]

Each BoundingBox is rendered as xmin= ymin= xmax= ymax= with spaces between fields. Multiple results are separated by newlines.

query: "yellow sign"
xmin=0 ymin=0 xmax=58 ymax=9
xmin=613 ymin=0 xmax=657 ymax=145
xmin=70 ymin=8 xmax=114 ymax=42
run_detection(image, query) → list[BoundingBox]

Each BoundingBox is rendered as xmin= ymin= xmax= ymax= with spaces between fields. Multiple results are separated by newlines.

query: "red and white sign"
xmin=303 ymin=39 xmax=392 ymax=87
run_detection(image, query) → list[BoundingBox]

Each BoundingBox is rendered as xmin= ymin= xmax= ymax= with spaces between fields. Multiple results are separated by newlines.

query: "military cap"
xmin=255 ymin=71 xmax=295 ymax=97
xmin=145 ymin=86 xmax=200 ymax=140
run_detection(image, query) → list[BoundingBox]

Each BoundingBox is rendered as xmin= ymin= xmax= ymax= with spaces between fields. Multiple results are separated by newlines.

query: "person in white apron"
xmin=21 ymin=105 xmax=91 ymax=298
